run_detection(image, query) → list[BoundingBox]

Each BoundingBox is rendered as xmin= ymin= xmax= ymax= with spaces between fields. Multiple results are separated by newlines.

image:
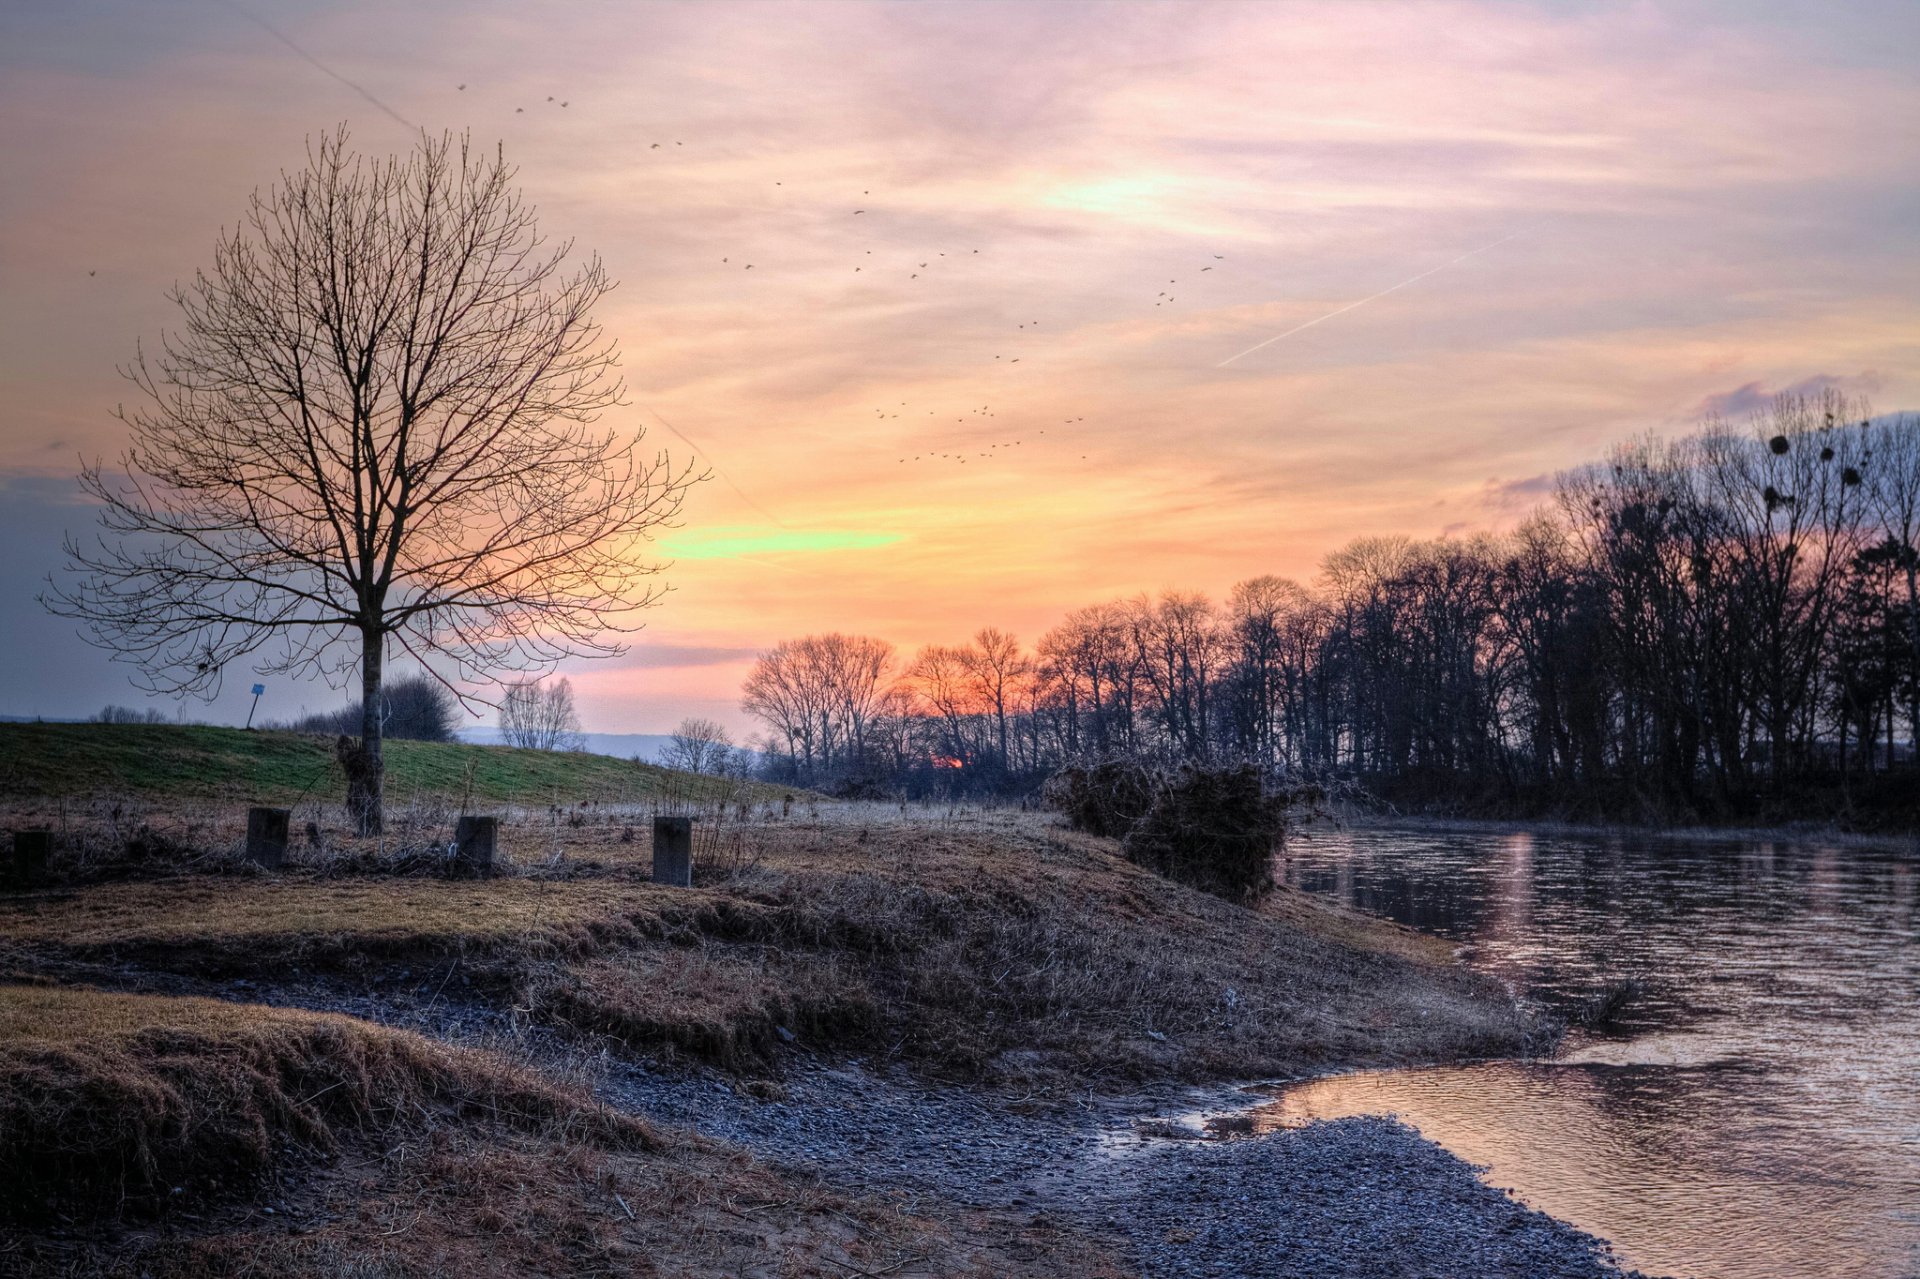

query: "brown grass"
xmin=0 ymin=985 xmax=658 ymax=1225
xmin=0 ymin=986 xmax=1123 ymax=1278
xmin=2 ymin=805 xmax=1534 ymax=1084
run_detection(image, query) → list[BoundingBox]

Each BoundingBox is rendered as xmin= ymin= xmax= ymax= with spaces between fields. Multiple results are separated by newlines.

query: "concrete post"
xmin=652 ymin=815 xmax=692 ymax=887
xmin=453 ymin=815 xmax=497 ymax=878
xmin=245 ymin=807 xmax=290 ymax=868
xmin=12 ymin=829 xmax=51 ymax=886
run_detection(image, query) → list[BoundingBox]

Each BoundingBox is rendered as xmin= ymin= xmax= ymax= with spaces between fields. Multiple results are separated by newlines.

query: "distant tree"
xmin=662 ymin=716 xmax=733 ymax=774
xmin=92 ymin=704 xmax=168 ymax=725
xmin=902 ymin=643 xmax=980 ymax=767
xmin=741 ymin=634 xmax=896 ymax=779
xmin=41 ymin=128 xmax=697 ymax=834
xmin=959 ymin=627 xmax=1032 ymax=773
xmin=500 ymin=676 xmax=584 ymax=751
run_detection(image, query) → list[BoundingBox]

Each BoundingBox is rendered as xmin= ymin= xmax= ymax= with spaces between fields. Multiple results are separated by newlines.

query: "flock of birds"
xmin=82 ymin=75 xmax=1246 ymax=482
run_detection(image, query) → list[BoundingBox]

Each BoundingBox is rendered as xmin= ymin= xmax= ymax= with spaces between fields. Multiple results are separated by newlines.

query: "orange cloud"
xmin=3 ymin=0 xmax=1917 ymax=730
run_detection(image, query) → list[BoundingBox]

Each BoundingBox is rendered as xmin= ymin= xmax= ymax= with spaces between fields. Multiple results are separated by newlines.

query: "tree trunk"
xmin=344 ymin=629 xmax=385 ymax=835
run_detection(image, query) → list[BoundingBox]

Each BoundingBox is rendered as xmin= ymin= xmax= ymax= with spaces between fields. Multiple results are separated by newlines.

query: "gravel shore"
xmin=197 ymin=980 xmax=1656 ymax=1277
xmin=601 ymin=1055 xmax=1655 ymax=1279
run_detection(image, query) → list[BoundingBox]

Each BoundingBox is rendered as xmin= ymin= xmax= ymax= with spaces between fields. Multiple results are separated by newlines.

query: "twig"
xmin=296 ymin=1078 xmax=348 ymax=1107
xmin=824 ymin=1255 xmax=924 ymax=1278
xmin=423 ymin=957 xmax=460 ymax=1012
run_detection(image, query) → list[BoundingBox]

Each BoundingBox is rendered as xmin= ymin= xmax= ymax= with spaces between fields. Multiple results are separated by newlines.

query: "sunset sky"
xmin=3 ymin=0 xmax=1917 ymax=736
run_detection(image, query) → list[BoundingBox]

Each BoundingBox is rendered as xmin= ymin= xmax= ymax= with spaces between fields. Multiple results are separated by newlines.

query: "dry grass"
xmin=0 ymin=985 xmax=657 ymax=1226
xmin=2 ymin=805 xmax=1534 ymax=1084
xmin=0 ymin=986 xmax=1121 ymax=1278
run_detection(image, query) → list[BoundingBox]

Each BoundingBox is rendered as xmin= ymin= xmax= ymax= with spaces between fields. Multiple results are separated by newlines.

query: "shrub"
xmin=290 ymin=675 xmax=459 ymax=742
xmin=92 ymin=705 xmax=169 ymax=725
xmin=1121 ymin=764 xmax=1286 ymax=903
xmin=1043 ymin=758 xmax=1157 ymax=839
xmin=1049 ymin=760 xmax=1289 ymax=903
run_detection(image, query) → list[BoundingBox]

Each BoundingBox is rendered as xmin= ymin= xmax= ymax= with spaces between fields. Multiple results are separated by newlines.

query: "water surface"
xmin=1266 ymin=825 xmax=1920 ymax=1279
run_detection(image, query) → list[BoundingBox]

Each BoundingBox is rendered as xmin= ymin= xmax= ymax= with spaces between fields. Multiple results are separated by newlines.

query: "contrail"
xmin=1217 ymin=232 xmax=1519 ymax=368
xmin=638 ymin=405 xmax=792 ymax=530
xmin=211 ymin=0 xmax=415 ymax=131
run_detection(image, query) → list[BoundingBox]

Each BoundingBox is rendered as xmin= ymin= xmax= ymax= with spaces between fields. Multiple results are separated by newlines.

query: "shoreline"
xmin=282 ymin=985 xmax=1666 ymax=1279
xmin=1329 ymin=809 xmax=1920 ymax=855
xmin=3 ymin=791 xmax=1652 ymax=1276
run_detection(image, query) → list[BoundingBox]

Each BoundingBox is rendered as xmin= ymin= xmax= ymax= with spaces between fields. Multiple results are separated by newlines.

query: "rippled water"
xmin=1266 ymin=825 xmax=1920 ymax=1279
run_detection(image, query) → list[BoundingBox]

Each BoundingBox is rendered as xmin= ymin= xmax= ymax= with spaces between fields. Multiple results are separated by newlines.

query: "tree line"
xmin=742 ymin=393 xmax=1920 ymax=820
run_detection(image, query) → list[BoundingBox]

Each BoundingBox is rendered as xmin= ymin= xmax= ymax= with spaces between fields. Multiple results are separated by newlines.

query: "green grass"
xmin=0 ymin=722 xmax=754 ymax=805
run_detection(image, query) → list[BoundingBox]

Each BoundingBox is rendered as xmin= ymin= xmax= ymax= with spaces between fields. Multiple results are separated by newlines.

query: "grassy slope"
xmin=0 ymin=986 xmax=1113 ymax=1278
xmin=0 ymin=722 xmax=762 ymax=805
xmin=1 ymin=808 xmax=1533 ymax=1082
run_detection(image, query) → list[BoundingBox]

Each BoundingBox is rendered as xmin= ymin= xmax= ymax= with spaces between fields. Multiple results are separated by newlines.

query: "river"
xmin=1259 ymin=823 xmax=1920 ymax=1279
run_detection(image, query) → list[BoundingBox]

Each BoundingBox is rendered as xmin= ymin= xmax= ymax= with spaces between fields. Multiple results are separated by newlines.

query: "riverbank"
xmin=0 ymin=984 xmax=1651 ymax=1279
xmin=3 ymin=788 xmax=1649 ymax=1275
xmin=1336 ymin=809 xmax=1920 ymax=855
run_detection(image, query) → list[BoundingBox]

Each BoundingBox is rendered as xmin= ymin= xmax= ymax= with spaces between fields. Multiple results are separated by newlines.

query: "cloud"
xmin=615 ymin=643 xmax=763 ymax=670
xmin=4 ymin=0 xmax=1919 ymax=729
xmin=1697 ymin=371 xmax=1885 ymax=421
xmin=1479 ymin=472 xmax=1559 ymax=511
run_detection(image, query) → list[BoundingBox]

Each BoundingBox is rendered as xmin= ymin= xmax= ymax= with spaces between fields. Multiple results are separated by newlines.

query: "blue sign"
xmin=250 ymin=684 xmax=266 ymax=696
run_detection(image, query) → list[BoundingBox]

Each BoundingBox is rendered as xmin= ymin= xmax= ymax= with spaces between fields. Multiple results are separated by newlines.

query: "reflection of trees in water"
xmin=1268 ymin=827 xmax=1920 ymax=1279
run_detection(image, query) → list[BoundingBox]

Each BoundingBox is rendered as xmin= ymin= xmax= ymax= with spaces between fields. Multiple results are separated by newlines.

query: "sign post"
xmin=246 ymin=683 xmax=266 ymax=729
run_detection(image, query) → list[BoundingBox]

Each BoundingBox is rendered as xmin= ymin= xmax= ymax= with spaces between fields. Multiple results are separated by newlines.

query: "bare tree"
xmin=663 ymin=716 xmax=733 ymax=774
xmin=1861 ymin=412 xmax=1920 ymax=750
xmin=499 ymin=676 xmax=584 ymax=752
xmin=959 ymin=627 xmax=1031 ymax=772
xmin=42 ymin=128 xmax=698 ymax=832
xmin=741 ymin=634 xmax=897 ymax=779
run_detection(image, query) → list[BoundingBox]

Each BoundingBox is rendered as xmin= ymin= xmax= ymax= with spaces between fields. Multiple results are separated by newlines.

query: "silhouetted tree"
xmin=43 ymin=128 xmax=697 ymax=833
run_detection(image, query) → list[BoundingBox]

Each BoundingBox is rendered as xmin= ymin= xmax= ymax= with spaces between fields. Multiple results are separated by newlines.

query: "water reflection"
xmin=1272 ymin=825 xmax=1920 ymax=1279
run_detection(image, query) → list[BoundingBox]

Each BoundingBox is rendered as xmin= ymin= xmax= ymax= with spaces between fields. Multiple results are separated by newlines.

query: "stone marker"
xmin=453 ymin=815 xmax=497 ymax=878
xmin=245 ymin=806 xmax=291 ymax=868
xmin=12 ymin=829 xmax=51 ymax=886
xmin=652 ymin=815 xmax=692 ymax=887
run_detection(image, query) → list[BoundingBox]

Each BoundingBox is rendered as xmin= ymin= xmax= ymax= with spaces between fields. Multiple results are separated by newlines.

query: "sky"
xmin=2 ymin=0 xmax=1917 ymax=736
